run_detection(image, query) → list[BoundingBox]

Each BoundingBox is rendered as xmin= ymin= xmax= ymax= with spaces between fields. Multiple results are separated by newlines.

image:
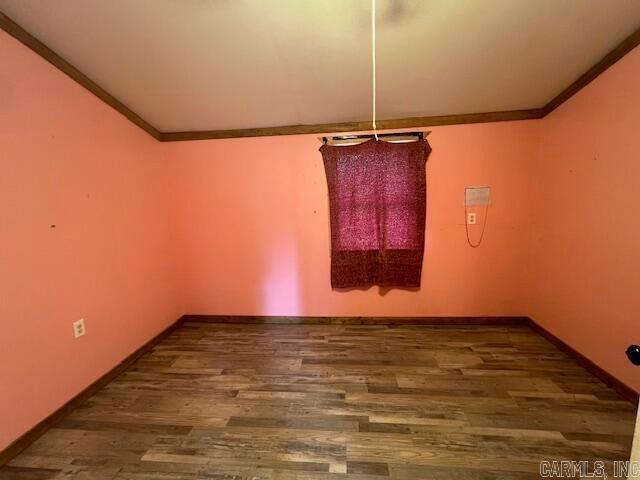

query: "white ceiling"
xmin=2 ymin=0 xmax=640 ymax=132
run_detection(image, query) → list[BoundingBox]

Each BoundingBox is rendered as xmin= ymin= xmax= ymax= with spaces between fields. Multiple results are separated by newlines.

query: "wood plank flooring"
xmin=2 ymin=322 xmax=636 ymax=479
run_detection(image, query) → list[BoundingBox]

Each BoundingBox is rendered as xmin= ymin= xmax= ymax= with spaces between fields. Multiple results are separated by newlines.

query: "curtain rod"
xmin=321 ymin=131 xmax=430 ymax=146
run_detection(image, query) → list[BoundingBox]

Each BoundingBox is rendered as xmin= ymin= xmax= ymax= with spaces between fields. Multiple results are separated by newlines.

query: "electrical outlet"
xmin=467 ymin=212 xmax=477 ymax=225
xmin=73 ymin=319 xmax=86 ymax=338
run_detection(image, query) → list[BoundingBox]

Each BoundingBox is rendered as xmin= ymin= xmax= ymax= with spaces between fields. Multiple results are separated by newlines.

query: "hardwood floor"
xmin=2 ymin=322 xmax=636 ymax=479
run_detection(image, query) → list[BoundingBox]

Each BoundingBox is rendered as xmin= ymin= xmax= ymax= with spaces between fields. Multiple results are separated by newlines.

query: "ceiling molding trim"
xmin=542 ymin=25 xmax=640 ymax=115
xmin=0 ymin=10 xmax=160 ymax=140
xmin=2 ymin=9 xmax=640 ymax=141
xmin=158 ymin=109 xmax=546 ymax=142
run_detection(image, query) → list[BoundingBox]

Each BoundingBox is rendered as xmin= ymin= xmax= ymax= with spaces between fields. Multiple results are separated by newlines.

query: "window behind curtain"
xmin=320 ymin=139 xmax=431 ymax=288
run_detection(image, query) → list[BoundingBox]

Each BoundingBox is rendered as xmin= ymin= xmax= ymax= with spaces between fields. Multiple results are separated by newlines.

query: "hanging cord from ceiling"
xmin=321 ymin=1 xmax=426 ymax=146
xmin=464 ymin=203 xmax=490 ymax=248
xmin=371 ymin=0 xmax=379 ymax=140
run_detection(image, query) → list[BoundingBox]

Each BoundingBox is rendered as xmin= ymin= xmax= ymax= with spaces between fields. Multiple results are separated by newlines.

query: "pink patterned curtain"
xmin=320 ymin=139 xmax=431 ymax=288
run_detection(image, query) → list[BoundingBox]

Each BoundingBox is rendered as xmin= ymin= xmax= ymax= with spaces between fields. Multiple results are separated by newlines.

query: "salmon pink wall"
xmin=164 ymin=121 xmax=539 ymax=317
xmin=527 ymin=46 xmax=640 ymax=393
xmin=0 ymin=31 xmax=182 ymax=449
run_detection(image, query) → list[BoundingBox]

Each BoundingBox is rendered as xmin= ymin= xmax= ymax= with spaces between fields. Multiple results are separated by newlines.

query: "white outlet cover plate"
xmin=73 ymin=319 xmax=86 ymax=338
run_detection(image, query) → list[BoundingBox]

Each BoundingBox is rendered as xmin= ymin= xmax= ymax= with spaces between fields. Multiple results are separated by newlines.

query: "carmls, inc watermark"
xmin=539 ymin=460 xmax=640 ymax=478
